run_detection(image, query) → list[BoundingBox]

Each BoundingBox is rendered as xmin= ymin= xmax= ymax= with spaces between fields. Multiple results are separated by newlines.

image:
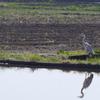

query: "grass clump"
xmin=72 ymin=57 xmax=100 ymax=65
xmin=57 ymin=49 xmax=85 ymax=55
xmin=95 ymin=49 xmax=100 ymax=54
xmin=33 ymin=2 xmax=53 ymax=6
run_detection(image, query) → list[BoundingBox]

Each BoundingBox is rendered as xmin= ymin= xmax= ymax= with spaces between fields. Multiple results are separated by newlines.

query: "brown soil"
xmin=0 ymin=23 xmax=100 ymax=54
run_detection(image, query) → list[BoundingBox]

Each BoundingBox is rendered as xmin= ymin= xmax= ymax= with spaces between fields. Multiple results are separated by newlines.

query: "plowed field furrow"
xmin=0 ymin=24 xmax=100 ymax=53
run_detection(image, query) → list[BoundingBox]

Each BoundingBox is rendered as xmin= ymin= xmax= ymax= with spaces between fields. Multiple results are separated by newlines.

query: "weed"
xmin=20 ymin=38 xmax=27 ymax=41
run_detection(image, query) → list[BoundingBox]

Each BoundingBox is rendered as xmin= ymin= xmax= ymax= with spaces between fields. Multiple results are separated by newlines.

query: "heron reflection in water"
xmin=78 ymin=73 xmax=94 ymax=98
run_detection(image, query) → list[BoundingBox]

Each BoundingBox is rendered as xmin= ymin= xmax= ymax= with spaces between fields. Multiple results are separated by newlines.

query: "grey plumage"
xmin=81 ymin=33 xmax=94 ymax=55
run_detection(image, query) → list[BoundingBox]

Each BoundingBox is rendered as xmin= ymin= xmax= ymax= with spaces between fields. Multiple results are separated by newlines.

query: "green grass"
xmin=57 ymin=49 xmax=100 ymax=55
xmin=0 ymin=50 xmax=100 ymax=65
xmin=95 ymin=49 xmax=100 ymax=54
xmin=71 ymin=57 xmax=100 ymax=65
xmin=6 ymin=4 xmax=100 ymax=10
xmin=0 ymin=52 xmax=61 ymax=62
xmin=0 ymin=2 xmax=100 ymax=11
xmin=57 ymin=49 xmax=85 ymax=55
xmin=33 ymin=2 xmax=53 ymax=6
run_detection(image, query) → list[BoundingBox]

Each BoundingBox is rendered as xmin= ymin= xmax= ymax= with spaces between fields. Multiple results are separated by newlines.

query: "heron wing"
xmin=84 ymin=42 xmax=94 ymax=54
xmin=83 ymin=77 xmax=93 ymax=88
xmin=83 ymin=74 xmax=94 ymax=89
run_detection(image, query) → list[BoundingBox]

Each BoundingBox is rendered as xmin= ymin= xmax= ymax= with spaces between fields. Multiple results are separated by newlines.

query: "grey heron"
xmin=78 ymin=73 xmax=94 ymax=98
xmin=80 ymin=33 xmax=94 ymax=55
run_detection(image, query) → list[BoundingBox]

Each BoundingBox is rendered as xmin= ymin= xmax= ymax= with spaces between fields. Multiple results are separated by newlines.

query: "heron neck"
xmin=82 ymin=35 xmax=85 ymax=43
xmin=78 ymin=88 xmax=84 ymax=98
xmin=80 ymin=88 xmax=84 ymax=98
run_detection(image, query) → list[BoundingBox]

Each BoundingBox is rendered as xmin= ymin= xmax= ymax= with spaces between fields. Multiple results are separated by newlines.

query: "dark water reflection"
xmin=0 ymin=66 xmax=100 ymax=100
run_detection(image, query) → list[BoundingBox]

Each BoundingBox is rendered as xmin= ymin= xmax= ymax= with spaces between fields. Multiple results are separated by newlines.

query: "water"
xmin=0 ymin=67 xmax=100 ymax=100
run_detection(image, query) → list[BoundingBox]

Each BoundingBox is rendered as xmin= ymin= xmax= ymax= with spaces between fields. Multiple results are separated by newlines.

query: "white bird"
xmin=78 ymin=73 xmax=94 ymax=98
xmin=80 ymin=33 xmax=94 ymax=56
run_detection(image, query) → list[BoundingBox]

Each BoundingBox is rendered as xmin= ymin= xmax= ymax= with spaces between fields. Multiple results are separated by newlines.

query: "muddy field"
xmin=0 ymin=23 xmax=100 ymax=54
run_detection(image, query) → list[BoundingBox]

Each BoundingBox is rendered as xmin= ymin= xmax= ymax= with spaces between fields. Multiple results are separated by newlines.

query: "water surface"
xmin=0 ymin=67 xmax=100 ymax=100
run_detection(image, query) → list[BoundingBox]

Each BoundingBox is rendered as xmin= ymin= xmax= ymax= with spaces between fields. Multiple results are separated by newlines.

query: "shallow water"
xmin=0 ymin=67 xmax=100 ymax=100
